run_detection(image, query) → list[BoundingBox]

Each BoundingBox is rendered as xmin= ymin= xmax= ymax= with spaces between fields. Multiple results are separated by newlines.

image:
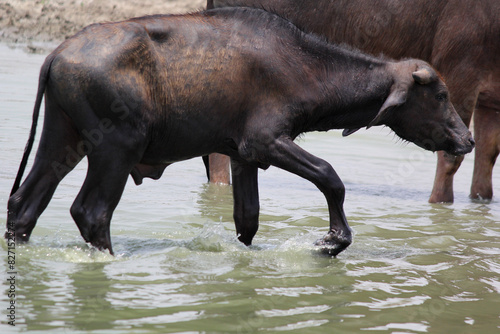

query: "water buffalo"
xmin=6 ymin=7 xmax=474 ymax=256
xmin=208 ymin=0 xmax=500 ymax=202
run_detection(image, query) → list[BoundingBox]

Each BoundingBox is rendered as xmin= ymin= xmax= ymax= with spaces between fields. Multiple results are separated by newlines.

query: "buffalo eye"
xmin=435 ymin=92 xmax=448 ymax=102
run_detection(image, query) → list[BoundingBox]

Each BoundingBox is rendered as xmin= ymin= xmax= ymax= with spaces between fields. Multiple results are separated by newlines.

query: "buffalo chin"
xmin=445 ymin=143 xmax=474 ymax=156
xmin=393 ymin=131 xmax=474 ymax=156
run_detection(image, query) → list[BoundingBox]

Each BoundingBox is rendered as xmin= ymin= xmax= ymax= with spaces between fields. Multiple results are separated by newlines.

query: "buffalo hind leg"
xmin=7 ymin=154 xmax=82 ymax=242
xmin=6 ymin=104 xmax=82 ymax=242
xmin=470 ymin=100 xmax=500 ymax=200
xmin=70 ymin=151 xmax=137 ymax=255
xmin=259 ymin=136 xmax=351 ymax=256
xmin=230 ymin=159 xmax=259 ymax=245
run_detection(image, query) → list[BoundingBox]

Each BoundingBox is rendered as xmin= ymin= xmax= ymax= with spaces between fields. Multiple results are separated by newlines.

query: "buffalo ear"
xmin=367 ymin=87 xmax=407 ymax=129
xmin=412 ymin=68 xmax=437 ymax=85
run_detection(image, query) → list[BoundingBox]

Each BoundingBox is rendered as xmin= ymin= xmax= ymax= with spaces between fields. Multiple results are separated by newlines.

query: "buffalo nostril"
xmin=469 ymin=137 xmax=475 ymax=147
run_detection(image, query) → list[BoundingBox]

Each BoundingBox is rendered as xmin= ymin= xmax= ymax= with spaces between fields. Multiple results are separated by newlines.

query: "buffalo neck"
xmin=295 ymin=42 xmax=395 ymax=135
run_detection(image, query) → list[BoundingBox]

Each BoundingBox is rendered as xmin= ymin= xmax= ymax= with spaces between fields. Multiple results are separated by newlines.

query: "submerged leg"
xmin=7 ymin=103 xmax=83 ymax=242
xmin=470 ymin=100 xmax=500 ymax=200
xmin=209 ymin=153 xmax=231 ymax=185
xmin=428 ymin=151 xmax=464 ymax=203
xmin=230 ymin=159 xmax=259 ymax=245
xmin=427 ymin=61 xmax=476 ymax=203
xmin=70 ymin=149 xmax=139 ymax=255
xmin=250 ymin=136 xmax=351 ymax=256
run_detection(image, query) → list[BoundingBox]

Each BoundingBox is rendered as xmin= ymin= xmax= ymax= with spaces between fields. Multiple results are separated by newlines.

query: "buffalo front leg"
xmin=427 ymin=60 xmax=476 ymax=203
xmin=230 ymin=159 xmax=259 ymax=245
xmin=428 ymin=151 xmax=465 ymax=203
xmin=261 ymin=137 xmax=352 ymax=256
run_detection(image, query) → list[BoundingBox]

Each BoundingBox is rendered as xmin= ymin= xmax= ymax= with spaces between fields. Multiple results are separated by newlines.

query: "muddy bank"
xmin=0 ymin=0 xmax=205 ymax=52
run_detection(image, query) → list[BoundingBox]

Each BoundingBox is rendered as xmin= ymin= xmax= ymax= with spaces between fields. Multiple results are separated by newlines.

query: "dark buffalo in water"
xmin=6 ymin=8 xmax=474 ymax=256
xmin=208 ymin=0 xmax=500 ymax=202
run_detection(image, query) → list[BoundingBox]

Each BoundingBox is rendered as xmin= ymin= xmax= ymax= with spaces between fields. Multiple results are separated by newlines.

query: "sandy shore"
xmin=0 ymin=0 xmax=206 ymax=52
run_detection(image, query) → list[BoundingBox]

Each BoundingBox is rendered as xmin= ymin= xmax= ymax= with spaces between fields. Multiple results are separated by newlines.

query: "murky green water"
xmin=1 ymin=43 xmax=499 ymax=333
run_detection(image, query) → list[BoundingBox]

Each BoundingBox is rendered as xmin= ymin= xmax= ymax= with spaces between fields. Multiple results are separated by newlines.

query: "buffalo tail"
xmin=10 ymin=52 xmax=57 ymax=196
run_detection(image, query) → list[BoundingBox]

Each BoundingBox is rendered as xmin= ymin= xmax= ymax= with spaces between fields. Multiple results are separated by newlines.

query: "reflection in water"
xmin=197 ymin=182 xmax=234 ymax=223
xmin=68 ymin=263 xmax=112 ymax=331
xmin=1 ymin=43 xmax=500 ymax=333
xmin=12 ymin=249 xmax=114 ymax=331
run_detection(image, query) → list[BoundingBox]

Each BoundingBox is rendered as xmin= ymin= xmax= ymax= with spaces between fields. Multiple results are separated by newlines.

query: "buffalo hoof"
xmin=314 ymin=231 xmax=352 ymax=257
xmin=4 ymin=229 xmax=30 ymax=243
xmin=88 ymin=240 xmax=114 ymax=256
xmin=82 ymin=232 xmax=114 ymax=256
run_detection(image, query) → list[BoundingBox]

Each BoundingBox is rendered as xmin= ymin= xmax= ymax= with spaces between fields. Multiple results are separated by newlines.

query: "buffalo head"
xmin=368 ymin=60 xmax=475 ymax=156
